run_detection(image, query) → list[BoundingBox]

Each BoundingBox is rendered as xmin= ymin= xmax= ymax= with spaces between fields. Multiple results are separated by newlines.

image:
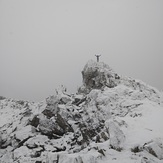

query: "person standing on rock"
xmin=95 ymin=55 xmax=101 ymax=62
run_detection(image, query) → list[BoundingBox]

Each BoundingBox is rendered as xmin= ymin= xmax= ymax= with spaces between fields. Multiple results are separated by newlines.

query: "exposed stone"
xmin=22 ymin=108 xmax=32 ymax=117
xmin=72 ymin=96 xmax=86 ymax=106
xmin=39 ymin=118 xmax=64 ymax=137
xmin=42 ymin=108 xmax=55 ymax=119
xmin=38 ymin=113 xmax=73 ymax=138
xmin=30 ymin=116 xmax=40 ymax=127
xmin=100 ymin=132 xmax=109 ymax=141
xmin=0 ymin=60 xmax=163 ymax=163
xmin=56 ymin=113 xmax=73 ymax=133
xmin=80 ymin=60 xmax=119 ymax=91
xmin=15 ymin=125 xmax=36 ymax=142
xmin=131 ymin=145 xmax=142 ymax=153
xmin=98 ymin=149 xmax=105 ymax=156
xmin=59 ymin=95 xmax=72 ymax=104
xmin=105 ymin=120 xmax=125 ymax=151
xmin=144 ymin=140 xmax=163 ymax=160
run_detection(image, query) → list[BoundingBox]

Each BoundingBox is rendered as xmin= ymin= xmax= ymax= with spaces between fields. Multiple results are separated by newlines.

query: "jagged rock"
xmin=98 ymin=149 xmax=105 ymax=156
xmin=79 ymin=123 xmax=97 ymax=144
xmin=38 ymin=113 xmax=73 ymax=138
xmin=59 ymin=94 xmax=72 ymax=104
xmin=38 ymin=117 xmax=64 ymax=137
xmin=81 ymin=60 xmax=120 ymax=91
xmin=72 ymin=94 xmax=86 ymax=106
xmin=46 ymin=95 xmax=59 ymax=106
xmin=22 ymin=108 xmax=32 ymax=117
xmin=0 ymin=60 xmax=163 ymax=162
xmin=144 ymin=140 xmax=163 ymax=160
xmin=42 ymin=108 xmax=56 ymax=119
xmin=56 ymin=113 xmax=73 ymax=133
xmin=1 ymin=136 xmax=13 ymax=149
xmin=95 ymin=131 xmax=109 ymax=143
xmin=30 ymin=115 xmax=40 ymax=127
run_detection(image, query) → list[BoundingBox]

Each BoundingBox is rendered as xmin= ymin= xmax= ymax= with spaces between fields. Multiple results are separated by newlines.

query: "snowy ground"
xmin=0 ymin=60 xmax=163 ymax=163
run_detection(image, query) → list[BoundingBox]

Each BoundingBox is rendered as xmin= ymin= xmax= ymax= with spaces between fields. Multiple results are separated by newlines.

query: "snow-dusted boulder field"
xmin=0 ymin=60 xmax=163 ymax=163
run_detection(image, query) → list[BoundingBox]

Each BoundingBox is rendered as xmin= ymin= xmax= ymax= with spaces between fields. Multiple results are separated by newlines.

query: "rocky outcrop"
xmin=38 ymin=113 xmax=73 ymax=138
xmin=0 ymin=60 xmax=163 ymax=163
xmin=79 ymin=60 xmax=120 ymax=93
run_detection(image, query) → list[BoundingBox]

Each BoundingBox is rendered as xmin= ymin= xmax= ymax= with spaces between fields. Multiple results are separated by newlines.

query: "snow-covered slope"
xmin=0 ymin=60 xmax=163 ymax=163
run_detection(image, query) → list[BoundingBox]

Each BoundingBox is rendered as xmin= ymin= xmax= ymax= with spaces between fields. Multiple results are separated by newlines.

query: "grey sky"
xmin=0 ymin=0 xmax=163 ymax=102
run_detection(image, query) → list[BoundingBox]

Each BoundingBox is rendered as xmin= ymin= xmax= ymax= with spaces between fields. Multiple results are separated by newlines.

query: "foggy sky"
xmin=0 ymin=0 xmax=163 ymax=102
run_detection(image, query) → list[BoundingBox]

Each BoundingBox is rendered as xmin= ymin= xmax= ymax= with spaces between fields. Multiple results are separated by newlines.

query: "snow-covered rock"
xmin=79 ymin=60 xmax=120 ymax=93
xmin=0 ymin=60 xmax=163 ymax=163
xmin=105 ymin=120 xmax=125 ymax=151
xmin=15 ymin=125 xmax=36 ymax=142
xmin=143 ymin=139 xmax=163 ymax=160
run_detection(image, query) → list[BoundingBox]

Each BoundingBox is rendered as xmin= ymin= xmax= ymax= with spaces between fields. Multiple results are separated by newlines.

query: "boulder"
xmin=15 ymin=125 xmax=36 ymax=142
xmin=38 ymin=113 xmax=73 ymax=138
xmin=105 ymin=120 xmax=125 ymax=151
xmin=80 ymin=60 xmax=120 ymax=91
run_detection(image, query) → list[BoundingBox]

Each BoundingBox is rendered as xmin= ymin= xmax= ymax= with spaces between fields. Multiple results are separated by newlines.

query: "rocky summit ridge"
xmin=0 ymin=60 xmax=163 ymax=163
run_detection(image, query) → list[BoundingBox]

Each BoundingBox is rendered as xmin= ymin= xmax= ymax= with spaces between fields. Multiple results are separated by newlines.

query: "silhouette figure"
xmin=95 ymin=55 xmax=101 ymax=62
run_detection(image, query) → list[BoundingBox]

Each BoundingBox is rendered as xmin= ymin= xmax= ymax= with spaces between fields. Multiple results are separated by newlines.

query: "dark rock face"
xmin=30 ymin=116 xmax=40 ymax=128
xmin=82 ymin=68 xmax=106 ymax=89
xmin=55 ymin=114 xmax=73 ymax=133
xmin=42 ymin=108 xmax=55 ymax=119
xmin=79 ymin=123 xmax=97 ymax=144
xmin=38 ymin=95 xmax=74 ymax=138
